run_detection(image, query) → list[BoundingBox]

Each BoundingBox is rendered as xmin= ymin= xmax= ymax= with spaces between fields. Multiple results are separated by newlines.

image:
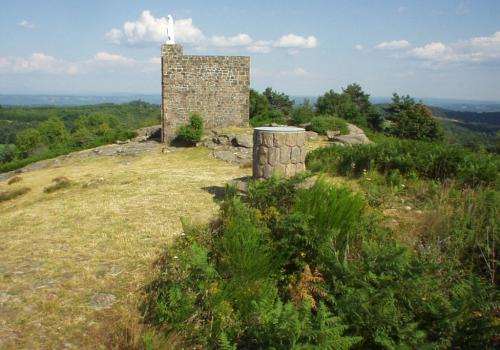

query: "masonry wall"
xmin=161 ymin=44 xmax=250 ymax=142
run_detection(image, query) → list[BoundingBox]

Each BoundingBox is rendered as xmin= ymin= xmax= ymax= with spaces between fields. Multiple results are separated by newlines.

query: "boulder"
xmin=132 ymin=125 xmax=161 ymax=142
xmin=305 ymin=131 xmax=318 ymax=141
xmin=233 ymin=134 xmax=253 ymax=148
xmin=330 ymin=123 xmax=372 ymax=146
xmin=326 ymin=130 xmax=341 ymax=140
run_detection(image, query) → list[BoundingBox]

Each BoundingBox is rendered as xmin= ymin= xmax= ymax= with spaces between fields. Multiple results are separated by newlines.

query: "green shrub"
xmin=308 ymin=115 xmax=349 ymax=135
xmin=176 ymin=113 xmax=204 ymax=145
xmin=145 ymin=176 xmax=499 ymax=349
xmin=250 ymin=109 xmax=287 ymax=127
xmin=307 ymin=139 xmax=500 ymax=188
xmin=0 ymin=186 xmax=30 ymax=202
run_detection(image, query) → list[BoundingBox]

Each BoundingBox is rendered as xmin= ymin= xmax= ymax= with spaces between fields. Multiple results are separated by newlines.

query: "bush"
xmin=250 ymin=109 xmax=287 ymax=127
xmin=176 ymin=113 xmax=204 ymax=145
xmin=308 ymin=115 xmax=349 ymax=135
xmin=0 ymin=144 xmax=19 ymax=164
xmin=307 ymin=139 xmax=500 ymax=188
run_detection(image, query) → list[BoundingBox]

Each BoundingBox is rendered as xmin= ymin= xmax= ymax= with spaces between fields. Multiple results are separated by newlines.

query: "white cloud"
xmin=105 ymin=28 xmax=123 ymax=44
xmin=410 ymin=42 xmax=449 ymax=60
xmin=93 ymin=52 xmax=135 ymax=64
xmin=274 ymin=34 xmax=318 ymax=48
xmin=375 ymin=40 xmax=410 ymax=50
xmin=408 ymin=31 xmax=500 ymax=64
xmin=17 ymin=20 xmax=34 ymax=29
xmin=105 ymin=11 xmax=319 ymax=54
xmin=354 ymin=44 xmax=364 ymax=51
xmin=0 ymin=53 xmax=78 ymax=74
xmin=210 ymin=33 xmax=252 ymax=47
xmin=280 ymin=67 xmax=309 ymax=77
xmin=247 ymin=40 xmax=272 ymax=53
xmin=106 ymin=10 xmax=204 ymax=46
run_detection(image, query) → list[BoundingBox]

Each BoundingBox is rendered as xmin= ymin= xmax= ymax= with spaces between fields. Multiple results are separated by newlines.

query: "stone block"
xmin=273 ymin=133 xmax=286 ymax=147
xmin=285 ymin=163 xmax=296 ymax=177
xmin=263 ymin=164 xmax=273 ymax=179
xmin=291 ymin=146 xmax=301 ymax=164
xmin=280 ymin=146 xmax=291 ymax=163
xmin=258 ymin=146 xmax=268 ymax=165
xmin=268 ymin=147 xmax=279 ymax=166
xmin=262 ymin=132 xmax=274 ymax=147
xmin=285 ymin=133 xmax=297 ymax=147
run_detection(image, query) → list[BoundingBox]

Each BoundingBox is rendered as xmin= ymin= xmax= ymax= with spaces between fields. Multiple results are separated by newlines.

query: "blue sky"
xmin=1 ymin=0 xmax=499 ymax=100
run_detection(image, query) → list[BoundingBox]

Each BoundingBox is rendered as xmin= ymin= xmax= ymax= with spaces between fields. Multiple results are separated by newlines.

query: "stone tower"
xmin=161 ymin=44 xmax=250 ymax=142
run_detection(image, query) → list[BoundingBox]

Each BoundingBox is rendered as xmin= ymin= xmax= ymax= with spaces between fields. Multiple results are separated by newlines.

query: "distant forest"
xmin=0 ymin=101 xmax=160 ymax=172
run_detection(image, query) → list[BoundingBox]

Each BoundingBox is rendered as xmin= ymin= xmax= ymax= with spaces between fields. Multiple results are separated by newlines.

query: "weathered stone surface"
xmin=285 ymin=163 xmax=296 ymax=177
xmin=305 ymin=131 xmax=318 ymax=141
xmin=233 ymin=134 xmax=253 ymax=148
xmin=280 ymin=146 xmax=291 ymax=163
xmin=329 ymin=123 xmax=373 ymax=146
xmin=273 ymin=133 xmax=286 ymax=147
xmin=285 ymin=133 xmax=297 ymax=146
xmin=326 ymin=130 xmax=341 ymax=140
xmin=213 ymin=150 xmax=238 ymax=163
xmin=89 ymin=293 xmax=116 ymax=310
xmin=263 ymin=164 xmax=273 ymax=178
xmin=290 ymin=146 xmax=301 ymax=164
xmin=268 ymin=147 xmax=279 ymax=166
xmin=161 ymin=45 xmax=250 ymax=142
xmin=258 ymin=147 xmax=268 ymax=165
xmin=133 ymin=125 xmax=161 ymax=142
xmin=262 ymin=133 xmax=274 ymax=147
xmin=274 ymin=163 xmax=286 ymax=176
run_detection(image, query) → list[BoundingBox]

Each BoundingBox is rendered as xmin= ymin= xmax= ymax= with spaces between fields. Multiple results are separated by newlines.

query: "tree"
xmin=263 ymin=87 xmax=294 ymax=116
xmin=342 ymin=83 xmax=371 ymax=114
xmin=290 ymin=99 xmax=315 ymax=126
xmin=37 ymin=116 xmax=70 ymax=147
xmin=15 ymin=128 xmax=43 ymax=156
xmin=249 ymin=89 xmax=269 ymax=119
xmin=386 ymin=95 xmax=443 ymax=141
xmin=315 ymin=90 xmax=365 ymax=125
xmin=0 ymin=144 xmax=18 ymax=164
xmin=385 ymin=93 xmax=416 ymax=115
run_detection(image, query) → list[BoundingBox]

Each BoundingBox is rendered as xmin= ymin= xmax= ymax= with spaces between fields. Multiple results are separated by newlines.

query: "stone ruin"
xmin=161 ymin=44 xmax=250 ymax=142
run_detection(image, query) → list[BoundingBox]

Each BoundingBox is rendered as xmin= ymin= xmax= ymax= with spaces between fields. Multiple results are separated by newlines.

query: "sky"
xmin=0 ymin=0 xmax=499 ymax=101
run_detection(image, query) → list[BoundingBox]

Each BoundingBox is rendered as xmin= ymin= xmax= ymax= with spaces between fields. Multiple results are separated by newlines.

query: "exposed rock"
xmin=233 ymin=134 xmax=253 ymax=148
xmin=115 ymin=140 xmax=130 ymax=145
xmin=330 ymin=123 xmax=372 ymax=146
xmin=89 ymin=293 xmax=116 ymax=310
xmin=326 ymin=130 xmax=341 ymax=140
xmin=132 ymin=125 xmax=161 ymax=142
xmin=305 ymin=131 xmax=318 ymax=141
xmin=213 ymin=150 xmax=238 ymax=163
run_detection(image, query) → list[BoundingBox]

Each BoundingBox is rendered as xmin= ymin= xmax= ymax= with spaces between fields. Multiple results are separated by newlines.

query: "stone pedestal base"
xmin=252 ymin=127 xmax=306 ymax=179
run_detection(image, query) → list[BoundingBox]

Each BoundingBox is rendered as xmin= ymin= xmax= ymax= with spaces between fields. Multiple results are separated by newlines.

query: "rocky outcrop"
xmin=132 ymin=125 xmax=161 ymax=142
xmin=203 ymin=130 xmax=254 ymax=165
xmin=329 ymin=124 xmax=372 ymax=146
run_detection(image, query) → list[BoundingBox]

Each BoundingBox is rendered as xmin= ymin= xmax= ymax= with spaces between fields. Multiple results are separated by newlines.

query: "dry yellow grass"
xmin=0 ymin=145 xmax=249 ymax=349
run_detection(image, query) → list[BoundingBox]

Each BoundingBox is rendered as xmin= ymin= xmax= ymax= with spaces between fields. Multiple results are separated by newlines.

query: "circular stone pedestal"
xmin=253 ymin=127 xmax=306 ymax=179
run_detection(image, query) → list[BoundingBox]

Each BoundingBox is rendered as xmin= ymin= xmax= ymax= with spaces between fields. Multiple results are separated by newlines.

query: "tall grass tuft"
xmin=43 ymin=176 xmax=72 ymax=193
xmin=0 ymin=186 xmax=30 ymax=202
